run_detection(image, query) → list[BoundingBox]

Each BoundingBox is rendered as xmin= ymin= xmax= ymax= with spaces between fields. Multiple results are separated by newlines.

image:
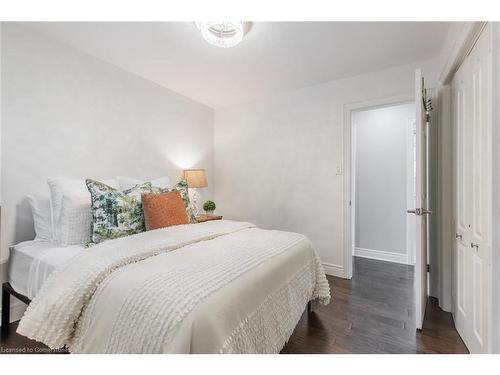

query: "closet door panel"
xmin=472 ymin=253 xmax=484 ymax=346
xmin=470 ymin=54 xmax=491 ymax=245
xmin=452 ymin=62 xmax=470 ymax=342
xmin=466 ymin=24 xmax=492 ymax=354
xmin=456 ymin=241 xmax=468 ymax=317
xmin=455 ymin=83 xmax=468 ymax=237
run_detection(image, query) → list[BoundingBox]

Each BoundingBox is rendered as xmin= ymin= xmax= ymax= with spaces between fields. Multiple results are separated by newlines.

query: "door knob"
xmin=455 ymin=233 xmax=462 ymax=240
xmin=421 ymin=209 xmax=432 ymax=215
xmin=470 ymin=243 xmax=479 ymax=249
xmin=407 ymin=209 xmax=416 ymax=214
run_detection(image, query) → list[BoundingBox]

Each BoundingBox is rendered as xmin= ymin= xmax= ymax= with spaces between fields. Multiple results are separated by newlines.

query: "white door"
xmin=452 ymin=54 xmax=470 ymax=343
xmin=406 ymin=118 xmax=417 ymax=265
xmin=452 ymin=24 xmax=492 ymax=354
xmin=467 ymin=26 xmax=492 ymax=353
xmin=413 ymin=69 xmax=429 ymax=330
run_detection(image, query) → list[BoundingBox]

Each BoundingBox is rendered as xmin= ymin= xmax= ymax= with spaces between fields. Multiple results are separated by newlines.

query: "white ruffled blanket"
xmin=17 ymin=220 xmax=330 ymax=353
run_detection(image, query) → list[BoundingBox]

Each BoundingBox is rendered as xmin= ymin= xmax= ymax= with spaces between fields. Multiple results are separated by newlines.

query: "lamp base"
xmin=189 ymin=188 xmax=201 ymax=216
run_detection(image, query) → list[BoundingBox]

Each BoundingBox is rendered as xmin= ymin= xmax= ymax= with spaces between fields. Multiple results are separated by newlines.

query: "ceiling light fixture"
xmin=195 ymin=22 xmax=244 ymax=48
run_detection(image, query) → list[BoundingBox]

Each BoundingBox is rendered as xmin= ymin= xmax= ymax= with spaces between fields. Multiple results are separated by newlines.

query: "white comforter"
xmin=17 ymin=220 xmax=330 ymax=353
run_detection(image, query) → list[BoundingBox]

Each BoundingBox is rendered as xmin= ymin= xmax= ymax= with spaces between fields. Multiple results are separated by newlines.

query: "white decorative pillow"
xmin=27 ymin=195 xmax=53 ymax=240
xmin=47 ymin=177 xmax=118 ymax=239
xmin=57 ymin=196 xmax=92 ymax=246
xmin=117 ymin=176 xmax=171 ymax=191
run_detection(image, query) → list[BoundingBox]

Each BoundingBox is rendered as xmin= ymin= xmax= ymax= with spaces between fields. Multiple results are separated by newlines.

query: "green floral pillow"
xmin=86 ymin=179 xmax=162 ymax=244
xmin=86 ymin=179 xmax=196 ymax=245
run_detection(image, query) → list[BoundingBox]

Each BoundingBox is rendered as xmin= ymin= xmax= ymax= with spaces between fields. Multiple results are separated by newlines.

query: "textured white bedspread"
xmin=17 ymin=220 xmax=330 ymax=353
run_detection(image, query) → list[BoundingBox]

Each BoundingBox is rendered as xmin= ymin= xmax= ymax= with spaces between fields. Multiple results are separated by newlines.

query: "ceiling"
xmin=27 ymin=22 xmax=451 ymax=108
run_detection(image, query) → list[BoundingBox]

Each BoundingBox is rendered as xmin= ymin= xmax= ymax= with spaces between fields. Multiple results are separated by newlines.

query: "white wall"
xmin=0 ymin=24 xmax=214 ymax=266
xmin=214 ymin=59 xmax=440 ymax=277
xmin=353 ymin=103 xmax=415 ymax=263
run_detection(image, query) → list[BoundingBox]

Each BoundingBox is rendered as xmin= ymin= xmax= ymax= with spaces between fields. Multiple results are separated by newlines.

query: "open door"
xmin=409 ymin=69 xmax=430 ymax=330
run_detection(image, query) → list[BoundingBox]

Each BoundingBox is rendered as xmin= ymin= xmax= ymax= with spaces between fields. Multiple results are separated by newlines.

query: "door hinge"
xmin=426 ymin=264 xmax=430 ymax=273
xmin=407 ymin=208 xmax=432 ymax=216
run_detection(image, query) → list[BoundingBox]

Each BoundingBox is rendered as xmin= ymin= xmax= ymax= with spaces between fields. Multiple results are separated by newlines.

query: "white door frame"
xmin=342 ymin=92 xmax=413 ymax=279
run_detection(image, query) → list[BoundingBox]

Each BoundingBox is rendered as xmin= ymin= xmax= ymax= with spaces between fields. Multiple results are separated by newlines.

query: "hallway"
xmin=282 ymin=257 xmax=468 ymax=353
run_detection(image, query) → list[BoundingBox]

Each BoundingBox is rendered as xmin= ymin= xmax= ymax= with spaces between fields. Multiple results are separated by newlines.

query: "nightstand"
xmin=196 ymin=214 xmax=223 ymax=223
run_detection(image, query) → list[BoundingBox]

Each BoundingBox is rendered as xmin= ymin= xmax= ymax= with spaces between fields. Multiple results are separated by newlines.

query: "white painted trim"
xmin=490 ymin=21 xmax=500 ymax=355
xmin=439 ymin=22 xmax=487 ymax=85
xmin=354 ymin=247 xmax=409 ymax=265
xmin=322 ymin=263 xmax=345 ymax=278
xmin=0 ymin=300 xmax=27 ymax=326
xmin=343 ymin=92 xmax=414 ymax=280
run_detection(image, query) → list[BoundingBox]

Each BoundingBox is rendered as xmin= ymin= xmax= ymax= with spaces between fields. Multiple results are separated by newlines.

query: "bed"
xmin=4 ymin=219 xmax=330 ymax=354
xmin=8 ymin=240 xmax=84 ymax=299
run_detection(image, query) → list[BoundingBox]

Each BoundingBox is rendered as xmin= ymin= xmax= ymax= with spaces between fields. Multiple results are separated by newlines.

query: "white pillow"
xmin=26 ymin=195 xmax=53 ymax=240
xmin=47 ymin=177 xmax=118 ymax=239
xmin=117 ymin=176 xmax=171 ymax=191
xmin=57 ymin=196 xmax=92 ymax=246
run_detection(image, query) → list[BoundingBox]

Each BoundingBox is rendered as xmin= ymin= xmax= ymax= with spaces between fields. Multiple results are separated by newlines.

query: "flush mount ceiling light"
xmin=195 ymin=22 xmax=244 ymax=48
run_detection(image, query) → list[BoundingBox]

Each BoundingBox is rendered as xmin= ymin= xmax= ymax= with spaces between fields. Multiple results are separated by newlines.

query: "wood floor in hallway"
xmin=282 ymin=256 xmax=468 ymax=353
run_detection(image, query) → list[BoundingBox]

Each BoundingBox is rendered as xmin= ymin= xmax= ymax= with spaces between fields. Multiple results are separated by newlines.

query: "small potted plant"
xmin=203 ymin=200 xmax=216 ymax=216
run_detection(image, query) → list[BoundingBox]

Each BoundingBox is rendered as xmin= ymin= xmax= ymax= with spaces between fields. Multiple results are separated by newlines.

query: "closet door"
xmin=452 ymin=24 xmax=492 ymax=354
xmin=467 ymin=25 xmax=492 ymax=354
xmin=452 ymin=58 xmax=470 ymax=344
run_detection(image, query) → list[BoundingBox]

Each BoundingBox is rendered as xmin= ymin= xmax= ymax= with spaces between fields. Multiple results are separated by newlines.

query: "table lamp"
xmin=182 ymin=169 xmax=208 ymax=215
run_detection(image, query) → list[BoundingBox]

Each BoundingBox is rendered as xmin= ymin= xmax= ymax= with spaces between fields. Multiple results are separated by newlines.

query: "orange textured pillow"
xmin=142 ymin=191 xmax=189 ymax=230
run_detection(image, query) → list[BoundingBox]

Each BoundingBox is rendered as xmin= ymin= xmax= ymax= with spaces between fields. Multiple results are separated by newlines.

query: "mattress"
xmin=8 ymin=240 xmax=84 ymax=300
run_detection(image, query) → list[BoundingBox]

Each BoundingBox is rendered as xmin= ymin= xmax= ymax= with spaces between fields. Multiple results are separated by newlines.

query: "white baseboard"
xmin=322 ymin=262 xmax=345 ymax=278
xmin=354 ymin=247 xmax=409 ymax=265
xmin=0 ymin=300 xmax=27 ymax=326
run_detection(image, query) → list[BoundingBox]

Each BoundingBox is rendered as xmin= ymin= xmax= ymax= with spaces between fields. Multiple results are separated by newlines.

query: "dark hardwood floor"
xmin=0 ymin=257 xmax=468 ymax=354
xmin=282 ymin=257 xmax=468 ymax=353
